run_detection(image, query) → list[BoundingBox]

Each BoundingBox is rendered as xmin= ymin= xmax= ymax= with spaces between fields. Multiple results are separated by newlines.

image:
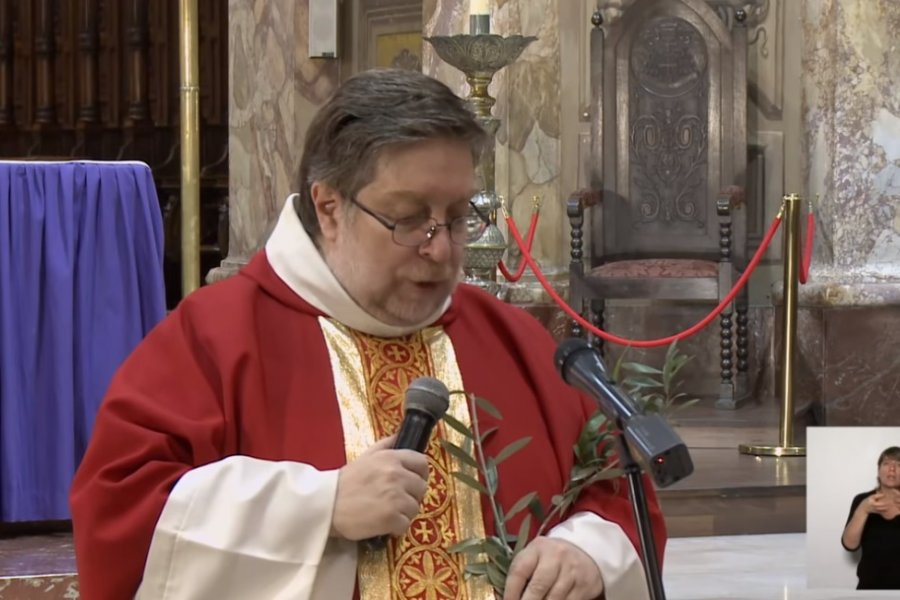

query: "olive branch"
xmin=440 ymin=392 xmax=622 ymax=595
xmin=612 ymin=341 xmax=700 ymax=417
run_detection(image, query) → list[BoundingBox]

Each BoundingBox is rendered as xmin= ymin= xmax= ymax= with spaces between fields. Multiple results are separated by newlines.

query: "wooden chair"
xmin=567 ymin=0 xmax=753 ymax=408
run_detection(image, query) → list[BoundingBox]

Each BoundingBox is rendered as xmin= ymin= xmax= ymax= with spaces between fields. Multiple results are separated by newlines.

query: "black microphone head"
xmin=555 ymin=338 xmax=609 ymax=381
xmin=404 ymin=377 xmax=450 ymax=420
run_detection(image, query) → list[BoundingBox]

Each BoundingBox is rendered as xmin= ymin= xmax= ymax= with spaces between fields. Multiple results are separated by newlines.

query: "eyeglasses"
xmin=347 ymin=195 xmax=489 ymax=247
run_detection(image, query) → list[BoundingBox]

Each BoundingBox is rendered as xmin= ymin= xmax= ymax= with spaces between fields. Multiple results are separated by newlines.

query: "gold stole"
xmin=320 ymin=319 xmax=494 ymax=600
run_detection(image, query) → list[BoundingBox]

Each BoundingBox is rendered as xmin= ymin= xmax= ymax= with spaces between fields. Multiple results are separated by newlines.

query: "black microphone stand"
xmin=614 ymin=417 xmax=665 ymax=600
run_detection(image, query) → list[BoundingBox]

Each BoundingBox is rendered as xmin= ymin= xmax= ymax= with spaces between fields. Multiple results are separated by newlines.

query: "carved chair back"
xmin=590 ymin=0 xmax=748 ymax=269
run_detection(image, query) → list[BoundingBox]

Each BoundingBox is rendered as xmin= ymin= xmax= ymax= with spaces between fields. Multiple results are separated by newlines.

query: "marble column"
xmin=783 ymin=0 xmax=900 ymax=424
xmin=423 ymin=0 xmax=569 ymax=305
xmin=209 ymin=0 xmax=340 ymax=282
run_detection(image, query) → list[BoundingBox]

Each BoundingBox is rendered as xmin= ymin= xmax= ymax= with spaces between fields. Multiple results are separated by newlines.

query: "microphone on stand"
xmin=365 ymin=376 xmax=450 ymax=549
xmin=555 ymin=338 xmax=692 ymax=600
xmin=554 ymin=338 xmax=693 ymax=487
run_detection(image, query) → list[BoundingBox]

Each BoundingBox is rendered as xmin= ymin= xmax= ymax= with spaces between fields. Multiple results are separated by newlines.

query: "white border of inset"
xmin=806 ymin=426 xmax=900 ymax=590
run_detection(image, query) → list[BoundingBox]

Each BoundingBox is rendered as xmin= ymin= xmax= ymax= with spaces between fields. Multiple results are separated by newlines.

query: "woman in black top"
xmin=841 ymin=445 xmax=900 ymax=589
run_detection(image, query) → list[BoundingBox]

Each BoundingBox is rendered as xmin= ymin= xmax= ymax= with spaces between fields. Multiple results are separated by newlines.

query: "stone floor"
xmin=664 ymin=533 xmax=897 ymax=599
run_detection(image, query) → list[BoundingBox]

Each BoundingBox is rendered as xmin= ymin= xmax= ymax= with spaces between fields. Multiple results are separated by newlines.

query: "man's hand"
xmin=331 ymin=435 xmax=430 ymax=540
xmin=503 ymin=537 xmax=604 ymax=600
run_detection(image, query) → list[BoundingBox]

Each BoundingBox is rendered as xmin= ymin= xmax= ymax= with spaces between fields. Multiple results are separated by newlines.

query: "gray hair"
xmin=295 ymin=68 xmax=487 ymax=240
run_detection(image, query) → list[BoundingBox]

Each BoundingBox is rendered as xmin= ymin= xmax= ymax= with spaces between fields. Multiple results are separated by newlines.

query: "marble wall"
xmin=802 ymin=0 xmax=900 ymax=284
xmin=768 ymin=0 xmax=900 ymax=425
xmin=211 ymin=0 xmax=340 ymax=281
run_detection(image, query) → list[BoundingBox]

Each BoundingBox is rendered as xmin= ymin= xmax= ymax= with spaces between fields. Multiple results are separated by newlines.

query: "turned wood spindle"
xmin=0 ymin=0 xmax=13 ymax=126
xmin=125 ymin=0 xmax=149 ymax=123
xmin=77 ymin=0 xmax=99 ymax=124
xmin=34 ymin=0 xmax=55 ymax=125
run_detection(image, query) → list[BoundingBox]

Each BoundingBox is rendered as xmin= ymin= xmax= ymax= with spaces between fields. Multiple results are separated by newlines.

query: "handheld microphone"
xmin=392 ymin=377 xmax=450 ymax=452
xmin=366 ymin=376 xmax=450 ymax=549
xmin=555 ymin=338 xmax=693 ymax=488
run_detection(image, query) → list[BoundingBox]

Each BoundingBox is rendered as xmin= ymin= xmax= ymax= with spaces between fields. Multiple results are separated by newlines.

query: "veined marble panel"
xmin=802 ymin=0 xmax=900 ymax=282
xmin=218 ymin=0 xmax=340 ymax=280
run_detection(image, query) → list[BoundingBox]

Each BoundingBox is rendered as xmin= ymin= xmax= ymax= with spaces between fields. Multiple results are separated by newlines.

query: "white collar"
xmin=265 ymin=194 xmax=451 ymax=337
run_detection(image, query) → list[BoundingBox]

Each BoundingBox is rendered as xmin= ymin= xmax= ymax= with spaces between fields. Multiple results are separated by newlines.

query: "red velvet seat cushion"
xmin=590 ymin=258 xmax=718 ymax=278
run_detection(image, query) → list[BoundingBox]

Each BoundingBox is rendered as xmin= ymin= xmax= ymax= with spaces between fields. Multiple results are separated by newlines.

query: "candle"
xmin=469 ymin=0 xmax=490 ymax=35
xmin=470 ymin=0 xmax=490 ymax=15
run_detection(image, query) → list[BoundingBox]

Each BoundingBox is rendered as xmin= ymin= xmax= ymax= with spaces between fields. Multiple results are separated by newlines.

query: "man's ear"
xmin=311 ymin=181 xmax=342 ymax=242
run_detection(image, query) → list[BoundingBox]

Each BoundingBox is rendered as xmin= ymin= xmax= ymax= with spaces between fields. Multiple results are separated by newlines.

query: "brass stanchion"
xmin=179 ymin=0 xmax=201 ymax=297
xmin=740 ymin=194 xmax=805 ymax=457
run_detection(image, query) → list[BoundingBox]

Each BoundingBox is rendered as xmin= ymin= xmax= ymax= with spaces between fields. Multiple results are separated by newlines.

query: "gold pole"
xmin=179 ymin=0 xmax=201 ymax=296
xmin=740 ymin=194 xmax=805 ymax=457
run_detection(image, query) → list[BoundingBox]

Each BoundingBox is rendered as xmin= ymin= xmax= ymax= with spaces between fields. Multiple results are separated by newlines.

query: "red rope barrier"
xmin=799 ymin=211 xmax=814 ymax=284
xmin=498 ymin=212 xmax=538 ymax=282
xmin=504 ymin=213 xmax=785 ymax=348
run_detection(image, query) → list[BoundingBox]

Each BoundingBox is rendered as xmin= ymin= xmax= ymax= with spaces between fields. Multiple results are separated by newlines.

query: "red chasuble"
xmin=70 ymin=252 xmax=666 ymax=600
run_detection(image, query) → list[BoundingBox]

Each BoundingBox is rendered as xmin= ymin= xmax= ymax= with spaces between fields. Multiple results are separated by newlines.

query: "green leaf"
xmin=474 ymin=395 xmax=503 ymax=420
xmin=588 ymin=467 xmax=625 ymax=481
xmin=464 ymin=561 xmax=490 ymax=576
xmin=622 ymin=362 xmax=663 ymax=375
xmin=551 ymin=494 xmax=565 ymax=506
xmin=527 ymin=495 xmax=546 ymax=523
xmin=611 ymin=347 xmax=631 ymax=381
xmin=482 ymin=538 xmax=511 ymax=561
xmin=572 ymin=465 xmax=600 ymax=481
xmin=486 ymin=562 xmax=508 ymax=592
xmin=452 ymin=471 xmax=488 ymax=494
xmin=479 ymin=426 xmax=499 ymax=444
xmin=513 ymin=514 xmax=532 ymax=554
xmin=442 ymin=413 xmax=474 ymax=439
xmin=484 ymin=461 xmax=499 ymax=495
xmin=626 ymin=376 xmax=663 ymax=389
xmin=505 ymin=491 xmax=538 ymax=521
xmin=493 ymin=437 xmax=531 ymax=465
xmin=440 ymin=440 xmax=479 ymax=470
xmin=449 ymin=538 xmax=488 ymax=554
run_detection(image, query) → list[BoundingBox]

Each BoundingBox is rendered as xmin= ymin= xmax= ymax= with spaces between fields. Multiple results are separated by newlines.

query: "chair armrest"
xmin=566 ymin=188 xmax=602 ymax=222
xmin=566 ymin=189 xmax=601 ymax=305
xmin=717 ymin=185 xmax=745 ymax=215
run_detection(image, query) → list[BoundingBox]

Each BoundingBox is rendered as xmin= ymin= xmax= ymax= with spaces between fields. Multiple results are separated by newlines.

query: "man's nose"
xmin=419 ymin=226 xmax=453 ymax=262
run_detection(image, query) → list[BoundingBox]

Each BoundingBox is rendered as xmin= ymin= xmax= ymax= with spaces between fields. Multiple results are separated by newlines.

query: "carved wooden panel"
xmin=0 ymin=0 xmax=228 ymax=307
xmin=594 ymin=0 xmax=748 ymax=263
xmin=629 ymin=16 xmax=709 ymax=229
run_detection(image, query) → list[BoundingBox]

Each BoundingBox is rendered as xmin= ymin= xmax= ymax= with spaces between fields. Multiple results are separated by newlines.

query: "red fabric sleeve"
xmin=69 ymin=261 xmax=347 ymax=600
xmin=70 ymin=298 xmax=229 ymax=600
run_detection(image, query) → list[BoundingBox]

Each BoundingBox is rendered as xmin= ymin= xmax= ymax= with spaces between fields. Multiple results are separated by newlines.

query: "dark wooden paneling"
xmin=0 ymin=0 xmax=229 ymax=308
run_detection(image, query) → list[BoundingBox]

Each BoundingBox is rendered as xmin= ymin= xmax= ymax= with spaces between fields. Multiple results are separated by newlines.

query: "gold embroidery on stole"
xmin=320 ymin=319 xmax=493 ymax=600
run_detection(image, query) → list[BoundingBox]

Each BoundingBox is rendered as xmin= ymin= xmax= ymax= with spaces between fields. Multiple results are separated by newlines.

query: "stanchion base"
xmin=739 ymin=444 xmax=805 ymax=457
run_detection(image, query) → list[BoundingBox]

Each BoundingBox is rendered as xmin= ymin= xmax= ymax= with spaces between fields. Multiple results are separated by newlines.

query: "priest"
xmin=70 ymin=68 xmax=666 ymax=600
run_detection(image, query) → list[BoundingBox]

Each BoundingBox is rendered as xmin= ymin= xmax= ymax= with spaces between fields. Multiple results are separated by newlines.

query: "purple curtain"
xmin=0 ymin=161 xmax=166 ymax=522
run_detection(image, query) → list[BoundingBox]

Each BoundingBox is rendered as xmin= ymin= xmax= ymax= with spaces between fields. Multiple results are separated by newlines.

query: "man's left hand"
xmin=503 ymin=537 xmax=604 ymax=600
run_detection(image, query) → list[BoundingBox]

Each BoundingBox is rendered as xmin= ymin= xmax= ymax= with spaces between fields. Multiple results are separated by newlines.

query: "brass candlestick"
xmin=424 ymin=33 xmax=536 ymax=295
